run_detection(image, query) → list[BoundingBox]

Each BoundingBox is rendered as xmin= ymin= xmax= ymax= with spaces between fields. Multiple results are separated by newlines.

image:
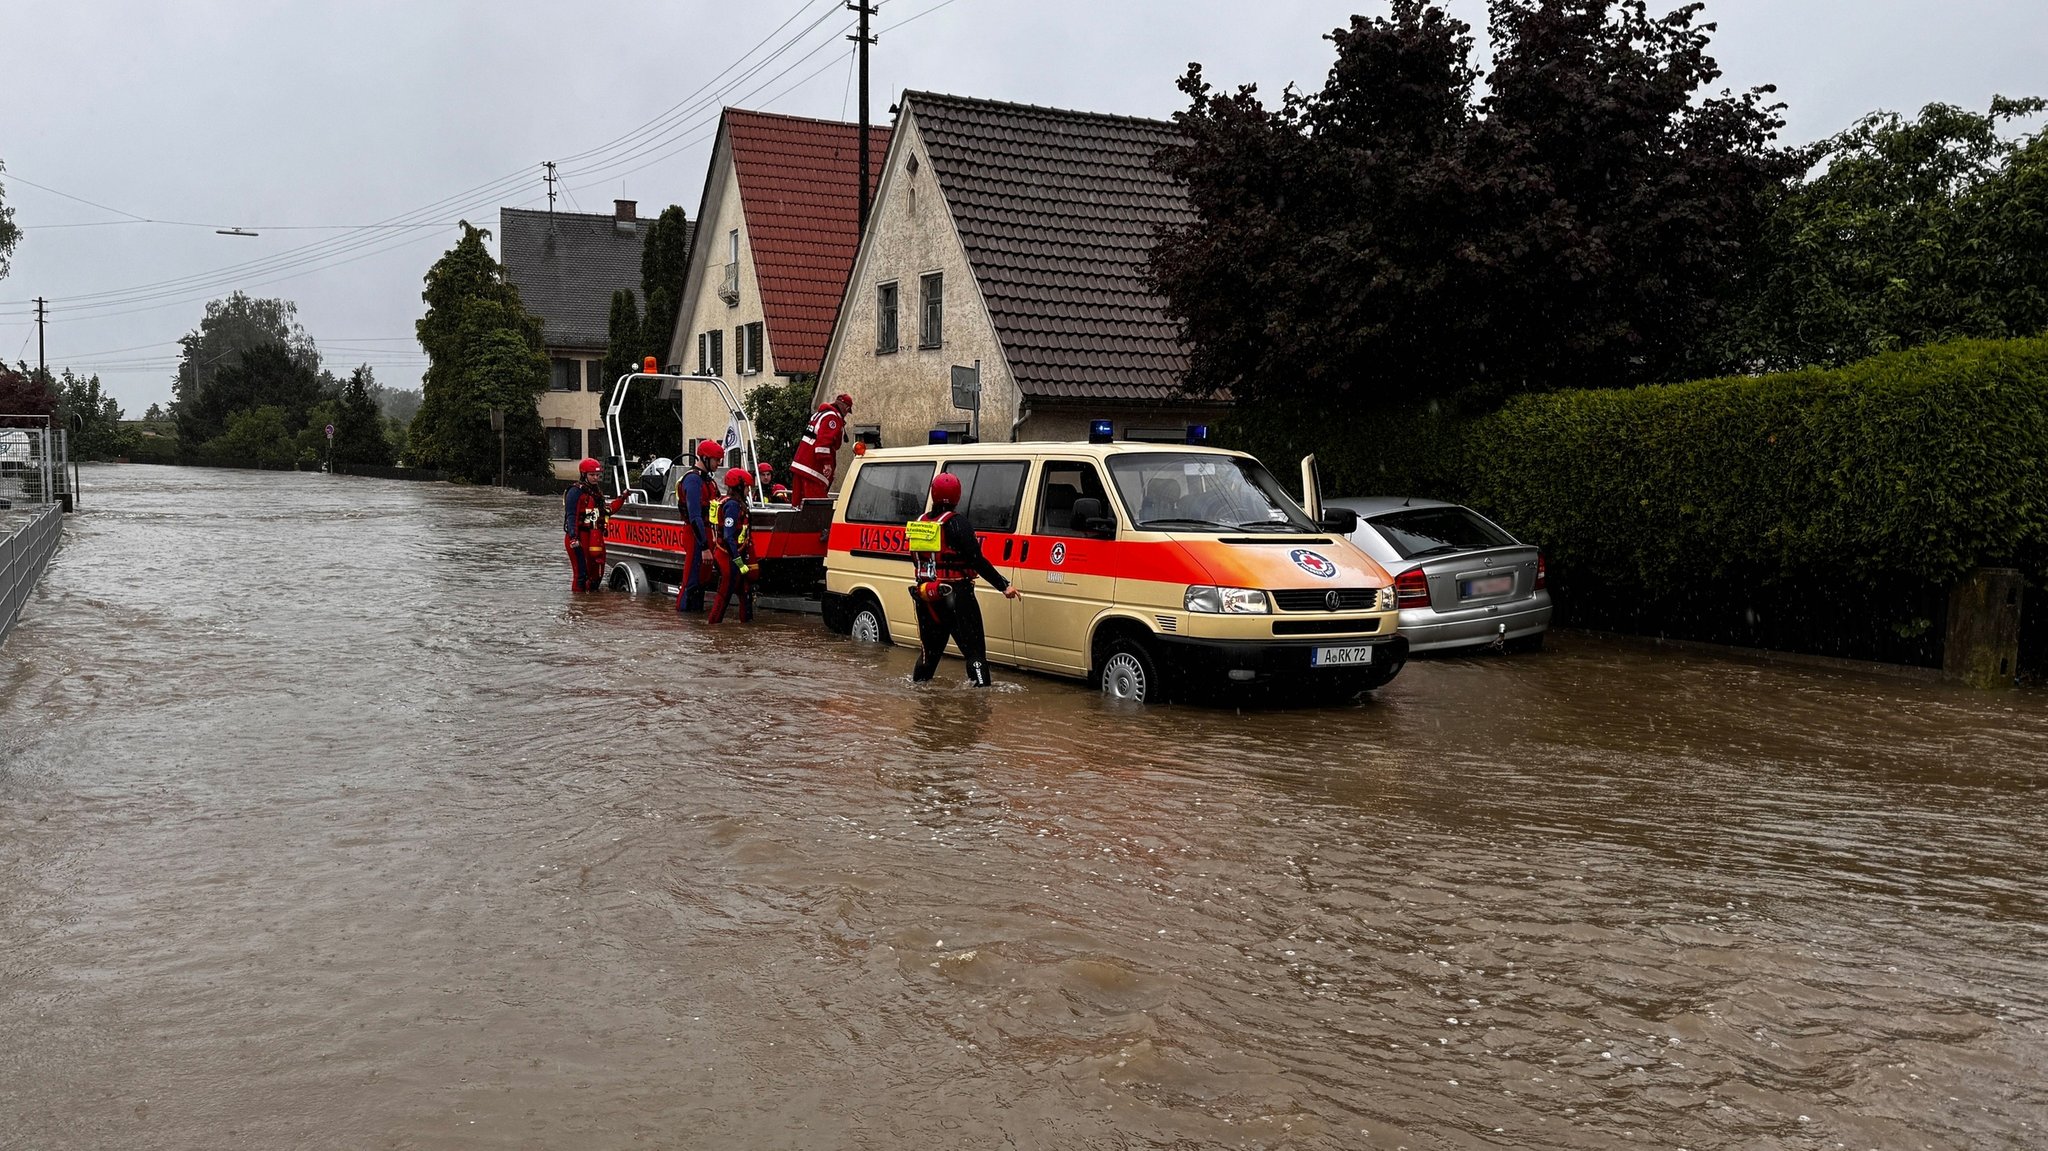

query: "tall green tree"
xmin=1724 ymin=96 xmax=2048 ymax=370
xmin=412 ymin=221 xmax=548 ymax=482
xmin=604 ymin=204 xmax=692 ymax=462
xmin=177 ymin=339 xmax=325 ymax=450
xmin=331 ymin=366 xmax=395 ymax=469
xmin=1151 ymin=0 xmax=1800 ymax=414
xmin=52 ymin=369 xmax=133 ymax=460
xmin=203 ymin=406 xmax=296 ymax=469
xmin=0 ymin=158 xmax=21 ymax=279
xmin=174 ymin=292 xmax=321 ymax=418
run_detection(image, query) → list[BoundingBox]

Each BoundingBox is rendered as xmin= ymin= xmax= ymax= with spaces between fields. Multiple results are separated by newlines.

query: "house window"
xmin=876 ymin=281 xmax=899 ymax=354
xmin=735 ymin=322 xmax=764 ymax=375
xmin=587 ymin=428 xmax=610 ymax=460
xmin=698 ymin=330 xmax=725 ymax=377
xmin=919 ymin=272 xmax=943 ymax=349
xmin=852 ymin=424 xmax=882 ymax=448
xmin=549 ymin=358 xmax=578 ymax=391
xmin=585 ymin=360 xmax=605 ymax=393
xmin=546 ymin=427 xmax=578 ymax=459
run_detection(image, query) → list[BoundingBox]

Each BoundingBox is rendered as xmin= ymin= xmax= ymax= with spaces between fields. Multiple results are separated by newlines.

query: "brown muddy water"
xmin=3 ymin=464 xmax=2045 ymax=1150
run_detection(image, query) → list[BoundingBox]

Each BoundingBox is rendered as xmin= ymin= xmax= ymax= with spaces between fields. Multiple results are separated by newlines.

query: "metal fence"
xmin=1 ymin=422 xmax=76 ymax=510
xmin=1 ymin=503 xmax=64 ymax=649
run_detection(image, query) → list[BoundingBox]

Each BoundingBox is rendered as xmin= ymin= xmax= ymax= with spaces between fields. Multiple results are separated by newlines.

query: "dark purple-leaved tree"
xmin=1151 ymin=0 xmax=1802 ymax=415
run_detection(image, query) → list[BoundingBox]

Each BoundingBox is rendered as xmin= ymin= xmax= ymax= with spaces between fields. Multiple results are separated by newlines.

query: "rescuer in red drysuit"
xmin=910 ymin=471 xmax=1017 ymax=685
xmin=788 ymin=392 xmax=853 ymax=505
xmin=674 ymin=439 xmax=724 ymax=613
xmin=563 ymin=457 xmax=612 ymax=592
xmin=706 ymin=466 xmax=756 ymax=625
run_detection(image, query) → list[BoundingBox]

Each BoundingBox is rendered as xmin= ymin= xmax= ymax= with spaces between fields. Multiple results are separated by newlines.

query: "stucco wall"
xmin=537 ymin=351 xmax=606 ymax=479
xmin=819 ymin=115 xmax=1017 ymax=460
xmin=671 ymin=160 xmax=780 ymax=452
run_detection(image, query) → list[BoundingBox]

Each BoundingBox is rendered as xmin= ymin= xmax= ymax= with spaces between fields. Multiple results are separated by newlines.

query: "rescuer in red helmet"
xmin=563 ymin=457 xmax=610 ymax=592
xmin=706 ymin=466 xmax=757 ymax=625
xmin=755 ymin=461 xmax=776 ymax=495
xmin=788 ymin=392 xmax=853 ymax=505
xmin=674 ymin=439 xmax=725 ymax=612
xmin=909 ymin=470 xmax=1017 ymax=685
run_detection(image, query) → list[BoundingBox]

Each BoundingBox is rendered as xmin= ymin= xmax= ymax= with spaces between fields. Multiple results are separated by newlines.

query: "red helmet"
xmin=697 ymin=439 xmax=725 ymax=462
xmin=723 ymin=467 xmax=752 ymax=490
xmin=578 ymin=457 xmax=601 ymax=476
xmin=770 ymin=484 xmax=790 ymax=499
xmin=930 ymin=472 xmax=962 ymax=506
xmin=833 ymin=393 xmax=854 ymax=412
xmin=756 ymin=462 xmax=774 ymax=476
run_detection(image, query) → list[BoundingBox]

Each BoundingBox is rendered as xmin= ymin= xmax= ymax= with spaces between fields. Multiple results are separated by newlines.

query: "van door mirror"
xmin=1069 ymin=497 xmax=1115 ymax=536
xmin=1318 ymin=507 xmax=1358 ymax=534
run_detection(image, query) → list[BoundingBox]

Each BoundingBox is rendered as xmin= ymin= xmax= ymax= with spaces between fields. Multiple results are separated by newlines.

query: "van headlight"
xmin=1185 ymin=585 xmax=1271 ymax=614
xmin=1378 ymin=585 xmax=1396 ymax=611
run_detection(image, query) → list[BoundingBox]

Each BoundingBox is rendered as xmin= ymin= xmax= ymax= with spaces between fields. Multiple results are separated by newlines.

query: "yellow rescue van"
xmin=820 ymin=442 xmax=1407 ymax=703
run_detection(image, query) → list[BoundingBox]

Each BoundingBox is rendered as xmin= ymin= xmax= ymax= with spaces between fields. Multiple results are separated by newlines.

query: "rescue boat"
xmin=596 ymin=362 xmax=831 ymax=596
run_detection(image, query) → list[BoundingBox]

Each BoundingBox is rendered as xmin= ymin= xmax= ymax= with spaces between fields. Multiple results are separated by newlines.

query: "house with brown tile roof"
xmin=664 ymin=108 xmax=889 ymax=449
xmin=816 ymin=92 xmax=1226 ymax=454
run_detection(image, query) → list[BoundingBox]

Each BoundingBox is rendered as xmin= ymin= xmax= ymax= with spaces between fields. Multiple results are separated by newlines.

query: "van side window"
xmin=1032 ymin=461 xmax=1111 ymax=538
xmin=845 ymin=462 xmax=936 ymax=525
xmin=944 ymin=461 xmax=1028 ymax=533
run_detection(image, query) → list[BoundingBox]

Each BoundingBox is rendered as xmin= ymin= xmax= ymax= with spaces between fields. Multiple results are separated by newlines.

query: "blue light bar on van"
xmin=1088 ymin=419 xmax=1114 ymax=444
xmin=928 ymin=429 xmax=949 ymax=444
xmin=1186 ymin=424 xmax=1209 ymax=445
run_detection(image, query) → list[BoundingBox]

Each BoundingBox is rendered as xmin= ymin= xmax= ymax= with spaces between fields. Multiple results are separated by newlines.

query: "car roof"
xmin=1327 ymin=496 xmax=1462 ymax=516
xmin=852 ymin=442 xmax=1254 ymax=463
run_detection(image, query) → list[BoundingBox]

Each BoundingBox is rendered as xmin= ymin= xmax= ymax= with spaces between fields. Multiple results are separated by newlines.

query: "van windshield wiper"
xmin=1135 ymin=517 xmax=1238 ymax=531
xmin=1233 ymin=520 xmax=1310 ymax=532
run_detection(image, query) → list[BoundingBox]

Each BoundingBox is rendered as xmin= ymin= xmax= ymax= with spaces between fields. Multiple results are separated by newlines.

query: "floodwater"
xmin=3 ymin=465 xmax=2045 ymax=1151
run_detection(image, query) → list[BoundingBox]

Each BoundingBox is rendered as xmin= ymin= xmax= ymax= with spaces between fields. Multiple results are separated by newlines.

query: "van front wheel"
xmin=849 ymin=595 xmax=890 ymax=645
xmin=1099 ymin=638 xmax=1163 ymax=705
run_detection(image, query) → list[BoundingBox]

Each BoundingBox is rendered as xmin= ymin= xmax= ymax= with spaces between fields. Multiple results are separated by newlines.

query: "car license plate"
xmin=1462 ymin=574 xmax=1513 ymax=599
xmin=1311 ymin=645 xmax=1373 ymax=667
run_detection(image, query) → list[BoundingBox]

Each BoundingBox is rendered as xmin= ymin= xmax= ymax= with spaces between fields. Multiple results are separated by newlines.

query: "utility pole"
xmin=33 ymin=297 xmax=47 ymax=385
xmin=544 ymin=161 xmax=558 ymax=217
xmin=848 ymin=2 xmax=877 ymax=238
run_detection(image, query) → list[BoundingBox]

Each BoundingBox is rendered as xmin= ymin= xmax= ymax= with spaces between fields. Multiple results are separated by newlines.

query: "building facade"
xmin=499 ymin=202 xmax=684 ymax=479
xmin=665 ymin=109 xmax=890 ymax=455
xmin=817 ymin=93 xmax=1227 ymax=463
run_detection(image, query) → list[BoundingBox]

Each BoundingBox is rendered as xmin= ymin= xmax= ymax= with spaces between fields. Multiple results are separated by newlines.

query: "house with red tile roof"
xmin=663 ymin=108 xmax=889 ymax=449
xmin=816 ymin=92 xmax=1227 ymax=455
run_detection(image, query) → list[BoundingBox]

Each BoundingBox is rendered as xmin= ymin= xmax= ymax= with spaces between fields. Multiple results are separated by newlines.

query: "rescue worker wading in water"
xmin=909 ymin=472 xmax=1018 ymax=685
xmin=563 ymin=457 xmax=613 ymax=592
xmin=675 ymin=439 xmax=724 ymax=613
xmin=706 ymin=466 xmax=757 ymax=625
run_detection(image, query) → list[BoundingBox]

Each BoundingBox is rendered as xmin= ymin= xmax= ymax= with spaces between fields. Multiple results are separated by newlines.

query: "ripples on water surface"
xmin=2 ymin=465 xmax=2044 ymax=1149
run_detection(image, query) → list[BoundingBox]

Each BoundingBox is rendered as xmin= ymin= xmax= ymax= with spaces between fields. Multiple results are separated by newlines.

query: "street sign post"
xmin=950 ymin=360 xmax=981 ymax=443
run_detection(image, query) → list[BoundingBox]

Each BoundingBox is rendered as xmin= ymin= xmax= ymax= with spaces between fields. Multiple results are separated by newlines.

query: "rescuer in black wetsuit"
xmin=910 ymin=471 xmax=1018 ymax=686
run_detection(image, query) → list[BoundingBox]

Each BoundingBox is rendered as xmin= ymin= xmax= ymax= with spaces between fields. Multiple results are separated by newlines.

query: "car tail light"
xmin=1394 ymin=567 xmax=1431 ymax=608
xmin=1534 ymin=552 xmax=1548 ymax=591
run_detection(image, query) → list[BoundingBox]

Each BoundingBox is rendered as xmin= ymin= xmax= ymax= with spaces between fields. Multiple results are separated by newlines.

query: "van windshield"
xmin=1107 ymin=452 xmax=1315 ymax=532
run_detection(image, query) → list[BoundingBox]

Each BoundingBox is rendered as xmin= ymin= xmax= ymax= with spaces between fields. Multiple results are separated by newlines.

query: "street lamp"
xmin=488 ymin=408 xmax=505 ymax=487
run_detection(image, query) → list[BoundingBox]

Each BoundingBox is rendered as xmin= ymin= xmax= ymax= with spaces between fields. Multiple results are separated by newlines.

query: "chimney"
xmin=614 ymin=199 xmax=637 ymax=232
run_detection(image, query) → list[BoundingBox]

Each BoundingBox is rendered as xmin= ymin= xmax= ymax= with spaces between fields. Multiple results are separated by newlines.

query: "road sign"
xmin=325 ymin=423 xmax=335 ymax=440
xmin=950 ymin=362 xmax=980 ymax=411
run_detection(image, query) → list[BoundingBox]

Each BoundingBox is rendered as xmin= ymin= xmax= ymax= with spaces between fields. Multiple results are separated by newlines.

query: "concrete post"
xmin=1943 ymin=567 xmax=2024 ymax=688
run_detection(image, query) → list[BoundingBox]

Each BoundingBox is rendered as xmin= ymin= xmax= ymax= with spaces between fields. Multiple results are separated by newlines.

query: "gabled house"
xmin=500 ymin=201 xmax=688 ymax=479
xmin=665 ymin=108 xmax=890 ymax=444
xmin=817 ymin=92 xmax=1225 ymax=453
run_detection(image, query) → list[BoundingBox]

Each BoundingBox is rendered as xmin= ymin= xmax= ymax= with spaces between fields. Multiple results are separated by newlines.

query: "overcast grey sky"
xmin=3 ymin=0 xmax=2044 ymax=413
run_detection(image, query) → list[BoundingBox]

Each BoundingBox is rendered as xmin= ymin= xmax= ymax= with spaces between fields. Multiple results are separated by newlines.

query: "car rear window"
xmin=1368 ymin=506 xmax=1516 ymax=559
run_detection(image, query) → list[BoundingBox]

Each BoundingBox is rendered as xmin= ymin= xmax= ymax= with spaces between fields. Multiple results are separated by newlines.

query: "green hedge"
xmin=1464 ymin=337 xmax=2048 ymax=597
xmin=1233 ymin=337 xmax=2048 ymax=663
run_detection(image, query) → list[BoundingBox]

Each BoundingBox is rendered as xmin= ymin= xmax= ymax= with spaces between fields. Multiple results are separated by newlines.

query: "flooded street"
xmin=4 ymin=464 xmax=2045 ymax=1150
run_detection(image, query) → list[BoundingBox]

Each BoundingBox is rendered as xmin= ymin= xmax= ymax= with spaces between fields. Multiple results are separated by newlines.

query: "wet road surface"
xmin=3 ymin=465 xmax=2045 ymax=1149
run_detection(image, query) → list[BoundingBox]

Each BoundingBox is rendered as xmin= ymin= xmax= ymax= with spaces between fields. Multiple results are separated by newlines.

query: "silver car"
xmin=1329 ymin=497 xmax=1551 ymax=653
